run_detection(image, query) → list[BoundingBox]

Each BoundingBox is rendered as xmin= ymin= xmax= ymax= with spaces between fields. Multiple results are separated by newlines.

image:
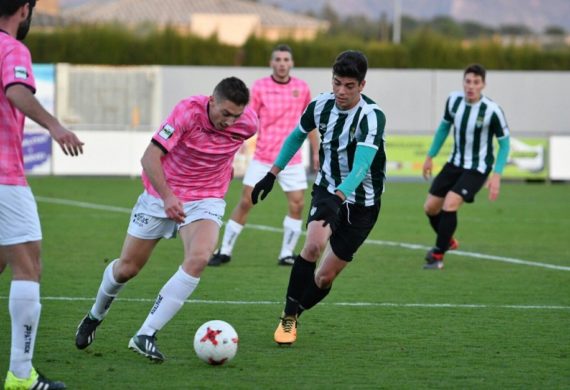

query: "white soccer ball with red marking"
xmin=193 ymin=320 xmax=239 ymax=365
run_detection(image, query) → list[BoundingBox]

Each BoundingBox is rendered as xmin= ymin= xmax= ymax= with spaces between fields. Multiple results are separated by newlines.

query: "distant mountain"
xmin=259 ymin=0 xmax=570 ymax=32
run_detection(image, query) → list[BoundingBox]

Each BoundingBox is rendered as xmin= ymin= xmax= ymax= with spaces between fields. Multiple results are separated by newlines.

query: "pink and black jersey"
xmin=0 ymin=31 xmax=36 ymax=186
xmin=142 ymin=95 xmax=258 ymax=202
xmin=249 ymin=76 xmax=311 ymax=165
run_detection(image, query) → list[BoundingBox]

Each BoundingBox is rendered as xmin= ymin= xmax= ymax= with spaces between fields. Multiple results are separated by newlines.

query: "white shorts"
xmin=0 ymin=185 xmax=42 ymax=245
xmin=243 ymin=159 xmax=308 ymax=192
xmin=127 ymin=191 xmax=226 ymax=240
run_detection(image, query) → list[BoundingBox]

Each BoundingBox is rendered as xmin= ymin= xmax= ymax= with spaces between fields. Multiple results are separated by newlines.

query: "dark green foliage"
xmin=24 ymin=24 xmax=570 ymax=70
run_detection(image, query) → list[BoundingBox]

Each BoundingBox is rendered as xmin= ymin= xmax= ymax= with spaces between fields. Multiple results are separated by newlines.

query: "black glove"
xmin=312 ymin=195 xmax=342 ymax=230
xmin=251 ymin=172 xmax=276 ymax=204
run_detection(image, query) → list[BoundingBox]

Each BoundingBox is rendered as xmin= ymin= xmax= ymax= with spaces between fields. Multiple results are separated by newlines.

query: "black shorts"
xmin=429 ymin=163 xmax=489 ymax=203
xmin=308 ymin=185 xmax=381 ymax=262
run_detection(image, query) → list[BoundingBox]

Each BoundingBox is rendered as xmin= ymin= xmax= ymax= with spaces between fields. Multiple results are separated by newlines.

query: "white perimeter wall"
xmin=50 ymin=66 xmax=570 ymax=178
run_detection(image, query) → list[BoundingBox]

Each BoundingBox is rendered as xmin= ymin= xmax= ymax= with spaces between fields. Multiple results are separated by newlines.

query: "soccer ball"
xmin=193 ymin=320 xmax=238 ymax=365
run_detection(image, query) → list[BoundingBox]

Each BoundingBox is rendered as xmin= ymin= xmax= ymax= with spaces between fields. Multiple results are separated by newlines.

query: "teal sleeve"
xmin=274 ymin=126 xmax=308 ymax=170
xmin=494 ymin=136 xmax=510 ymax=174
xmin=427 ymin=121 xmax=452 ymax=157
xmin=336 ymin=144 xmax=377 ymax=197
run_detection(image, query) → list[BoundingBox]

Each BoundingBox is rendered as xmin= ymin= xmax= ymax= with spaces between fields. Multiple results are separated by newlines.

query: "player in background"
xmin=74 ymin=77 xmax=257 ymax=362
xmin=251 ymin=50 xmax=387 ymax=345
xmin=208 ymin=44 xmax=319 ymax=267
xmin=1 ymin=1 xmax=84 ymax=388
xmin=422 ymin=64 xmax=510 ymax=270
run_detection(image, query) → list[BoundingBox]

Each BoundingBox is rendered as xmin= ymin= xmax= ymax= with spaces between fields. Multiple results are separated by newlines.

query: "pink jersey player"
xmin=250 ymin=75 xmax=311 ymax=166
xmin=0 ymin=31 xmax=36 ymax=186
xmin=142 ymin=95 xmax=258 ymax=202
xmin=210 ymin=44 xmax=319 ymax=268
xmin=75 ymin=78 xmax=259 ymax=363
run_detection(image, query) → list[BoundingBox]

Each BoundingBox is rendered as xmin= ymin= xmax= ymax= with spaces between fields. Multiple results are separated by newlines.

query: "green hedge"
xmin=25 ymin=25 xmax=570 ymax=70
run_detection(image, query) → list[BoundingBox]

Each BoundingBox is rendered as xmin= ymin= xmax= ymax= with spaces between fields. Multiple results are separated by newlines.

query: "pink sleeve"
xmin=151 ymin=101 xmax=189 ymax=152
xmin=2 ymin=44 xmax=36 ymax=93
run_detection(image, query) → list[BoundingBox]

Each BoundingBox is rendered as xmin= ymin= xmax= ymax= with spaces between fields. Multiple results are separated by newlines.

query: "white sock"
xmin=279 ymin=216 xmax=303 ymax=259
xmin=219 ymin=220 xmax=243 ymax=256
xmin=9 ymin=281 xmax=41 ymax=379
xmin=137 ymin=267 xmax=199 ymax=336
xmin=90 ymin=259 xmax=124 ymax=320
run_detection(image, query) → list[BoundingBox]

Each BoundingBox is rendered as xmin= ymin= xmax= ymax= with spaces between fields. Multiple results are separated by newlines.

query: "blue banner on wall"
xmin=24 ymin=64 xmax=55 ymax=175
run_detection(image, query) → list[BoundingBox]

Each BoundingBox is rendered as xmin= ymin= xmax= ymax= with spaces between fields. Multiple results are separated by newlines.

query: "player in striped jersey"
xmin=2 ymin=1 xmax=83 ymax=388
xmin=75 ymin=77 xmax=258 ymax=362
xmin=251 ymin=50 xmax=387 ymax=345
xmin=422 ymin=64 xmax=510 ymax=270
xmin=209 ymin=44 xmax=318 ymax=267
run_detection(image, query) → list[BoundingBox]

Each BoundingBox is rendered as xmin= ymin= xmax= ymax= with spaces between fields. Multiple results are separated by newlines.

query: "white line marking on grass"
xmin=0 ymin=296 xmax=568 ymax=310
xmin=35 ymin=196 xmax=570 ymax=272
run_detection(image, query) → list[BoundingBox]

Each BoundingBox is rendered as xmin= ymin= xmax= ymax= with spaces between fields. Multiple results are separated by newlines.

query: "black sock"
xmin=435 ymin=210 xmax=457 ymax=253
xmin=298 ymin=278 xmax=331 ymax=314
xmin=284 ymin=255 xmax=316 ymax=316
xmin=427 ymin=212 xmax=442 ymax=233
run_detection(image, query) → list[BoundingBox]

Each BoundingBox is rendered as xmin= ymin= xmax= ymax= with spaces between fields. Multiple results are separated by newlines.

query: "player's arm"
xmin=487 ymin=136 xmax=510 ymax=201
xmin=336 ymin=144 xmax=377 ymax=201
xmin=141 ymin=142 xmax=185 ymax=223
xmin=6 ymin=84 xmax=83 ymax=156
xmin=307 ymin=129 xmax=320 ymax=172
xmin=423 ymin=120 xmax=451 ymax=180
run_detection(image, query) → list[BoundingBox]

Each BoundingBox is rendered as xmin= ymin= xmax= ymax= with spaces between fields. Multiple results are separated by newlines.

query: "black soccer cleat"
xmin=277 ymin=255 xmax=296 ymax=266
xmin=208 ymin=250 xmax=231 ymax=266
xmin=128 ymin=334 xmax=165 ymax=362
xmin=423 ymin=248 xmax=444 ymax=270
xmin=75 ymin=313 xmax=103 ymax=349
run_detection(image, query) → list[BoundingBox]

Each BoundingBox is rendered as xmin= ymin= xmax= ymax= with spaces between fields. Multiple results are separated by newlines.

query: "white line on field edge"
xmin=35 ymin=196 xmax=570 ymax=272
xmin=0 ymin=296 xmax=568 ymax=311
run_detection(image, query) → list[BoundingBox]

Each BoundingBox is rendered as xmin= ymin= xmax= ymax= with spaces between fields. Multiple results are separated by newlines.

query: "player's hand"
xmin=164 ymin=194 xmax=186 ymax=223
xmin=312 ymin=195 xmax=342 ymax=231
xmin=422 ymin=157 xmax=433 ymax=180
xmin=251 ymin=172 xmax=276 ymax=204
xmin=49 ymin=125 xmax=84 ymax=156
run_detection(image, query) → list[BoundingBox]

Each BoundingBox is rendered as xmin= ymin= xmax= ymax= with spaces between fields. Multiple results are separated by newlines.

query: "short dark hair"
xmin=0 ymin=0 xmax=35 ymax=17
xmin=213 ymin=77 xmax=250 ymax=106
xmin=273 ymin=44 xmax=292 ymax=55
xmin=332 ymin=50 xmax=368 ymax=83
xmin=464 ymin=64 xmax=486 ymax=82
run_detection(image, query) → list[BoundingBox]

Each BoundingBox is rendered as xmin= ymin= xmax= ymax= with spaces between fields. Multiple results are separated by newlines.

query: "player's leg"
xmin=130 ymin=198 xmax=223 ymax=361
xmin=1 ymin=185 xmax=63 ymax=388
xmin=1 ymin=242 xmax=42 ymax=381
xmin=208 ymin=185 xmax=252 ymax=266
xmin=76 ymin=192 xmax=169 ymax=349
xmin=297 ymin=200 xmax=381 ymax=316
xmin=274 ymin=187 xmax=330 ymax=345
xmin=424 ymin=164 xmax=461 ymax=268
xmin=75 ymin=234 xmax=160 ymax=350
xmin=277 ymin=163 xmax=308 ymax=265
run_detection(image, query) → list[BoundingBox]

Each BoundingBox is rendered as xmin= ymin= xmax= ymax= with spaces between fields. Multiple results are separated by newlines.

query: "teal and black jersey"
xmin=443 ymin=91 xmax=510 ymax=174
xmin=299 ymin=92 xmax=386 ymax=206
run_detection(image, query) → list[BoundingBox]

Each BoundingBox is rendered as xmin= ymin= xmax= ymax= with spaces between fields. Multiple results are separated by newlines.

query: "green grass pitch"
xmin=1 ymin=177 xmax=569 ymax=389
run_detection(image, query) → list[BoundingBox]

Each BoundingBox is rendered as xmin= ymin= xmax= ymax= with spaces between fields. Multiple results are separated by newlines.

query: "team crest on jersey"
xmin=158 ymin=124 xmax=175 ymax=140
xmin=14 ymin=66 xmax=28 ymax=80
xmin=476 ymin=116 xmax=484 ymax=128
xmin=292 ymin=89 xmax=299 ymax=98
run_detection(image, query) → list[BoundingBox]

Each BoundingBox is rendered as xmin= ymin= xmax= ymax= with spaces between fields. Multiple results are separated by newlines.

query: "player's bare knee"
xmin=237 ymin=197 xmax=253 ymax=213
xmin=303 ymin=241 xmax=324 ymax=260
xmin=114 ymin=259 xmax=141 ymax=281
